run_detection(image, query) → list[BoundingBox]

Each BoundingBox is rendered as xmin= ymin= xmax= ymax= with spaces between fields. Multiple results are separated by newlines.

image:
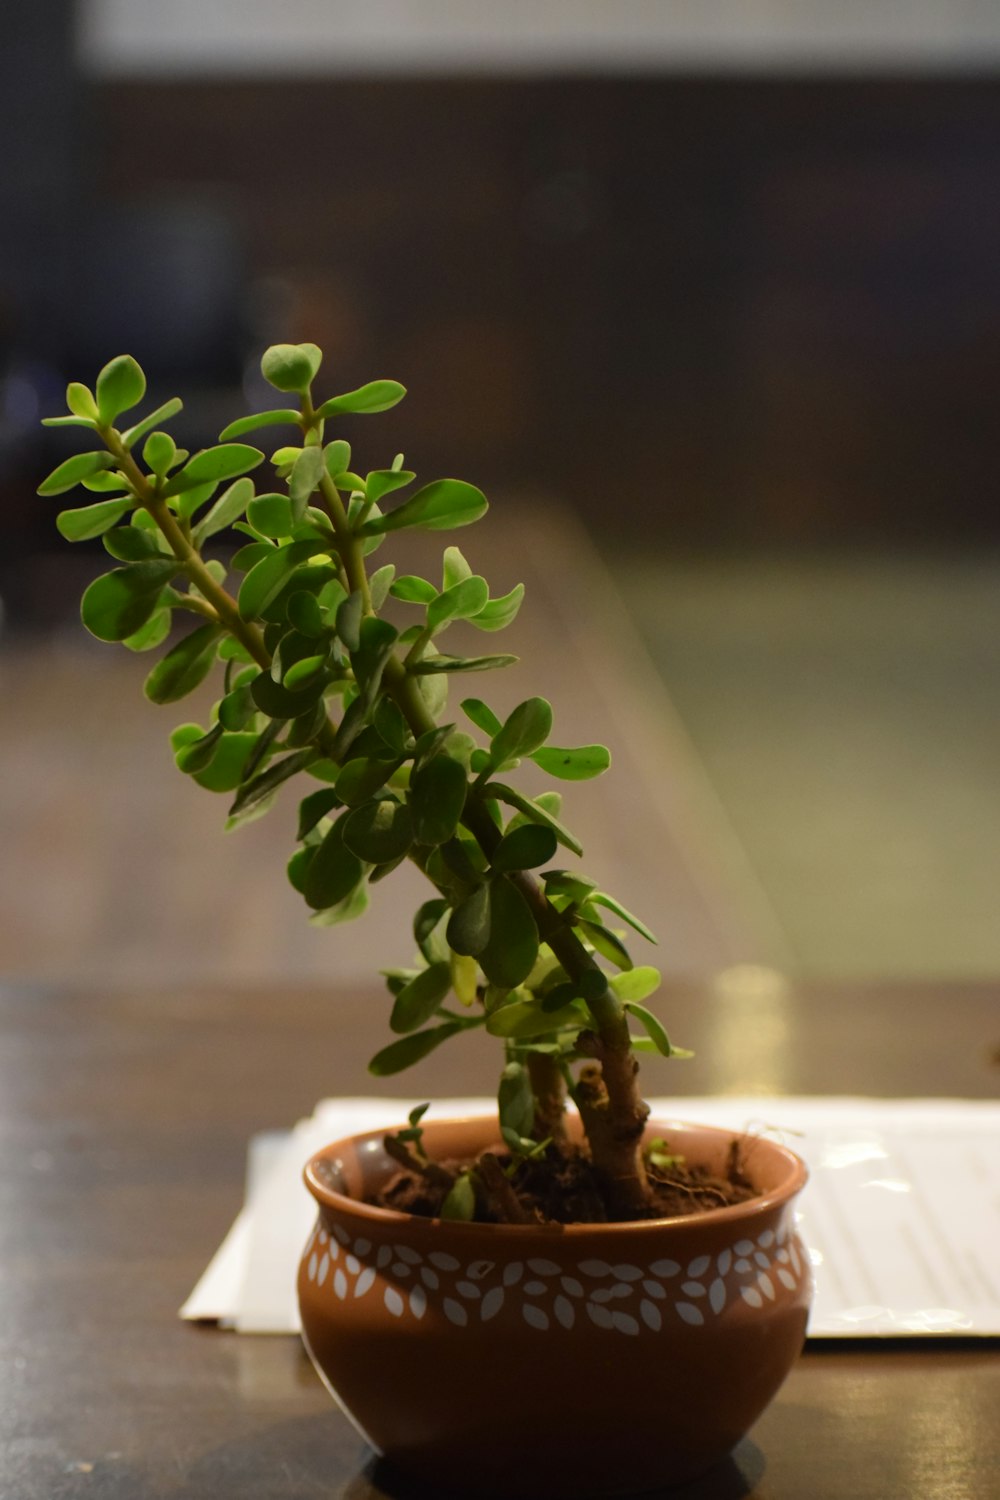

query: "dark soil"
xmin=370 ymin=1137 xmax=758 ymax=1225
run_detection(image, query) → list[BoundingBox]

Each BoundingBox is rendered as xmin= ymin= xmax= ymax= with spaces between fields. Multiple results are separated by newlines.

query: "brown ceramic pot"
xmin=298 ymin=1115 xmax=811 ymax=1497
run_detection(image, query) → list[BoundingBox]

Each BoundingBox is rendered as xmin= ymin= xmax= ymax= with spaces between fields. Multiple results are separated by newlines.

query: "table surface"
xmin=2 ymin=976 xmax=998 ymax=1500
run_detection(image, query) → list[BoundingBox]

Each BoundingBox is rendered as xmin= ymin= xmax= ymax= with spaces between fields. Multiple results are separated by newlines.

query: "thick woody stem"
xmin=574 ymin=1035 xmax=650 ymax=1218
xmin=526 ymin=1050 xmax=568 ymax=1144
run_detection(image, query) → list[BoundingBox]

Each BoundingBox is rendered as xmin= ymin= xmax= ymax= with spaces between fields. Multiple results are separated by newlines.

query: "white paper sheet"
xmin=180 ymin=1096 xmax=1000 ymax=1338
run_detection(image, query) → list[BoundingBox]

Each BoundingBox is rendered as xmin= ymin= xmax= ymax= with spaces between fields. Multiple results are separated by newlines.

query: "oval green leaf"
xmin=38 ymin=450 xmax=115 ymax=497
xmin=409 ymin=754 xmax=467 ymax=846
xmin=531 ymin=744 xmax=611 ymax=781
xmin=478 ymin=875 xmax=538 ymax=988
xmin=316 ymin=379 xmax=406 ymax=418
xmin=362 ymin=478 xmax=487 ymax=535
xmin=219 ymin=407 xmax=300 ymax=441
xmin=144 ymin=623 xmax=223 ymax=704
xmin=80 ymin=560 xmax=179 ymax=642
xmin=56 ymin=498 xmax=132 ymax=542
xmin=95 ymin=355 xmax=146 ymax=425
xmin=341 ymin=799 xmax=414 ymax=864
xmin=303 ymin=815 xmax=365 ymax=910
xmin=389 ymin=960 xmax=452 ymax=1034
xmin=491 ymin=823 xmax=558 ymax=873
xmin=367 ymin=1020 xmax=463 ymax=1078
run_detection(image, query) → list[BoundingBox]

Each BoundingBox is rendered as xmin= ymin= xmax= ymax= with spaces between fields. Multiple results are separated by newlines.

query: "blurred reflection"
xmin=708 ymin=965 xmax=792 ymax=1095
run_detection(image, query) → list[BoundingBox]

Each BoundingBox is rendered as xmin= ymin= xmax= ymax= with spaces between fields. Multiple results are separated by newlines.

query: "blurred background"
xmin=3 ymin=2 xmax=1000 ymax=990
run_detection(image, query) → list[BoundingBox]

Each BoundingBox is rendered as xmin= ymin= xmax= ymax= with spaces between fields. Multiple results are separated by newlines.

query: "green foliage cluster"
xmin=43 ymin=345 xmax=688 ymax=1215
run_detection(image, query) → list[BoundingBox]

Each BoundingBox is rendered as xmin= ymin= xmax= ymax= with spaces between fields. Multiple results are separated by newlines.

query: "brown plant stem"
xmin=526 ymin=1051 xmax=568 ymax=1144
xmin=476 ymin=1152 xmax=536 ymax=1224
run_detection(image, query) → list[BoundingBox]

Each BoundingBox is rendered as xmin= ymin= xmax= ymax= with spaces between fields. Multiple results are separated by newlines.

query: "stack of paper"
xmin=181 ymin=1096 xmax=1000 ymax=1338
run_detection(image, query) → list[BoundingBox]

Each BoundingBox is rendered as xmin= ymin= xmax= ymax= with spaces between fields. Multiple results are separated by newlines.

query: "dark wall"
xmin=89 ymin=74 xmax=1000 ymax=545
xmin=10 ymin=71 xmax=1000 ymax=608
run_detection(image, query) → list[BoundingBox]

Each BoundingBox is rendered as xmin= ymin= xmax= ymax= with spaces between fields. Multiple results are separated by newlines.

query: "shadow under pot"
xmin=298 ymin=1115 xmax=811 ymax=1498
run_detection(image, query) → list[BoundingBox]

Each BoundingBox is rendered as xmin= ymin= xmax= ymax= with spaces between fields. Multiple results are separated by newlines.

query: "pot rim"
xmin=302 ymin=1115 xmax=809 ymax=1239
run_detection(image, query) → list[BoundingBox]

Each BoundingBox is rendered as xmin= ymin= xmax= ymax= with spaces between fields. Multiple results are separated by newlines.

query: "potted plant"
xmin=41 ymin=346 xmax=811 ymax=1496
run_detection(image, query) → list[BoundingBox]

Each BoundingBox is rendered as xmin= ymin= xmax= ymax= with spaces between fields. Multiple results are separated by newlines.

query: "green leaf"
xmin=576 ymin=917 xmax=633 ymax=971
xmin=121 ymin=397 xmax=184 ymax=449
xmin=309 ymin=883 xmax=371 ymax=926
xmin=174 ymin=722 xmax=224 ymax=775
xmin=238 ymin=539 xmax=324 ymax=620
xmin=143 ymin=623 xmax=222 ymax=704
xmin=165 ymin=444 xmax=263 ymax=496
xmin=426 ymin=575 xmax=489 ymax=632
xmin=217 ymin=682 xmax=255 ymax=730
xmin=542 ymin=870 xmax=597 ymax=904
xmin=316 ymin=379 xmax=406 ymax=418
xmin=323 ymin=439 xmax=351 ymax=477
xmin=122 ymin=609 xmax=171 ymax=652
xmin=38 ymin=450 xmax=115 ymax=496
xmin=490 ymin=697 xmax=553 ymax=767
xmin=409 ymin=754 xmax=467 ymax=845
xmin=96 ymin=355 xmax=146 ymax=425
xmin=341 ymin=798 xmax=414 ymax=864
xmin=368 ymin=1021 xmax=463 ymax=1078
xmin=219 ymin=407 xmax=300 ymax=441
xmin=486 ymin=997 xmax=586 ymax=1040
xmin=413 ymin=899 xmax=449 ymax=963
xmin=175 ymin=480 xmax=222 ymax=524
xmin=41 ymin=414 xmax=97 ymax=430
xmin=362 ymin=478 xmax=487 ymax=535
xmin=247 ymin=493 xmax=294 ymax=537
xmin=80 ymin=560 xmax=179 ymax=642
xmin=334 ymin=756 xmax=396 ymax=808
xmin=478 ymin=875 xmax=538 ymax=987
xmin=590 ymin=891 xmax=657 ymax=945
xmin=367 ymin=564 xmax=395 ymax=611
xmin=261 ymin=342 xmax=322 ymax=394
xmin=232 ymin=541 xmax=273 ymax=574
xmin=142 ymin=430 xmax=176 ymax=476
xmin=80 ymin=469 xmax=129 ymax=494
xmin=610 ymin=966 xmax=662 ymax=1003
xmin=468 ymin=583 xmax=525 ymax=633
xmin=390 ymin=960 xmax=452 ymax=1034
xmin=67 ymin=382 xmax=99 ymax=420
xmin=623 ymin=1002 xmax=676 ymax=1058
xmin=411 ymin=652 xmax=516 ymax=675
xmin=365 ymin=468 xmax=415 ymax=508
xmin=497 ymin=1061 xmax=534 ymax=1140
xmin=440 ymin=1171 xmax=476 ymax=1222
xmin=441 ymin=546 xmax=472 ymax=589
xmin=285 ymin=590 xmax=325 ymax=638
xmin=491 ymin=823 xmax=558 ymax=873
xmin=335 ymin=590 xmax=363 ymax=652
xmin=283 ymin=654 xmax=327 ymax=692
xmin=55 ymin=498 xmax=131 ymax=541
xmin=353 ymin=616 xmax=398 ymax=700
xmin=372 ymin=696 xmax=409 ymax=754
xmin=460 ymin=698 xmax=502 ymax=736
xmin=297 ymin=787 xmax=342 ymax=839
xmin=446 ymin=882 xmax=492 ymax=957
xmin=289 ymin=446 xmax=325 ymax=522
xmin=192 ymin=476 xmax=255 ymax=545
xmin=303 ymin=815 xmax=365 ymax=909
xmin=486 ymin=782 xmax=583 ymax=857
xmin=531 ymin=744 xmax=611 ymax=781
xmin=390 ymin=575 xmax=438 ymax=605
xmin=183 ymin=730 xmax=247 ymax=792
xmin=229 ymin=747 xmax=317 ymax=816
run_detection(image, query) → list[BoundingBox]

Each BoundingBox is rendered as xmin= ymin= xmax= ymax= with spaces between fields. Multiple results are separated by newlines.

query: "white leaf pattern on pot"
xmin=302 ymin=1219 xmax=806 ymax=1337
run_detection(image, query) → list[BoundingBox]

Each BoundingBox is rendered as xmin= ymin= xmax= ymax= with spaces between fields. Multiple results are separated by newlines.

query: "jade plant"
xmin=40 ymin=344 xmax=698 ymax=1223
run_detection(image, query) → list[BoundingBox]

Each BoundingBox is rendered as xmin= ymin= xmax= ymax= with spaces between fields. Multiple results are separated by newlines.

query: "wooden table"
xmin=2 ymin=977 xmax=998 ymax=1499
